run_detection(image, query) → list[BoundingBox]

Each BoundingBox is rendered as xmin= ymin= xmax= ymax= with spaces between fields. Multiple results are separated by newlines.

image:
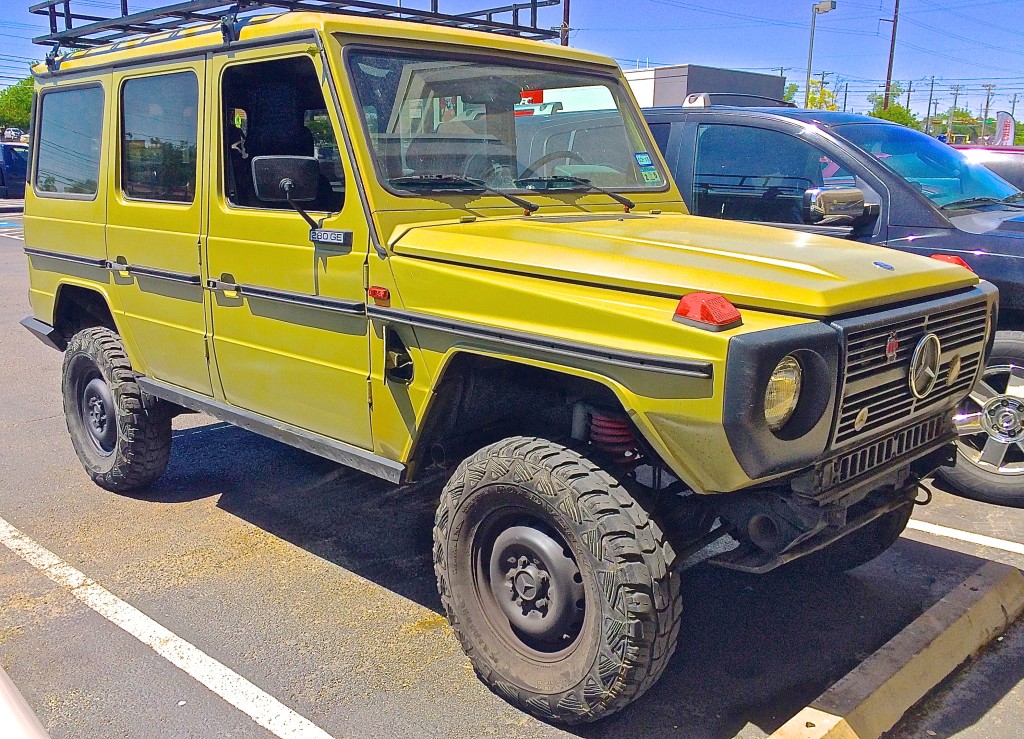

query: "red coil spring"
xmin=589 ymin=412 xmax=642 ymax=471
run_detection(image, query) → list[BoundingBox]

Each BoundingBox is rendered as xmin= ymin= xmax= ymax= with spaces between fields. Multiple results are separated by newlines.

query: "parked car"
xmin=954 ymin=145 xmax=1024 ymax=191
xmin=0 ymin=141 xmax=28 ymax=199
xmin=20 ymin=0 xmax=996 ymax=723
xmin=637 ymin=105 xmax=1024 ymax=506
xmin=4 ymin=127 xmax=24 ymax=140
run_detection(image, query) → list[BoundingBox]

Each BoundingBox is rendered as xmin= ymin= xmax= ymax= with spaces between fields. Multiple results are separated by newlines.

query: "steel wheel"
xmin=475 ymin=513 xmax=586 ymax=656
xmin=78 ymin=373 xmax=117 ymax=455
xmin=954 ymin=362 xmax=1024 ymax=476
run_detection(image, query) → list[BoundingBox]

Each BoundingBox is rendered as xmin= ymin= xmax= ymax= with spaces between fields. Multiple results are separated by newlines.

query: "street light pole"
xmin=804 ymin=1 xmax=836 ymax=108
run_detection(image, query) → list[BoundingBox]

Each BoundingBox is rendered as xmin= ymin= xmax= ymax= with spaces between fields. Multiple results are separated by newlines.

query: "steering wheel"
xmin=520 ymin=150 xmax=586 ymax=179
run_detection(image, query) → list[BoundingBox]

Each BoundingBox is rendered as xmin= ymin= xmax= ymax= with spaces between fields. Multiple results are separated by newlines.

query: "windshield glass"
xmin=346 ymin=49 xmax=666 ymax=194
xmin=836 ymin=122 xmax=1019 ymax=207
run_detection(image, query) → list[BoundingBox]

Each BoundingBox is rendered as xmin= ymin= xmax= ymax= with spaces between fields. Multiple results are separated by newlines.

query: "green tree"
xmin=867 ymin=82 xmax=908 ymax=116
xmin=0 ymin=77 xmax=33 ymax=135
xmin=783 ymin=82 xmax=798 ymax=104
xmin=807 ymin=79 xmax=838 ymax=111
xmin=870 ymin=104 xmax=919 ymax=128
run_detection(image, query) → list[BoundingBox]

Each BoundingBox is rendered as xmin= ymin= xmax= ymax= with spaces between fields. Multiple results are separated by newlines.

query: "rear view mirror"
xmin=251 ymin=155 xmax=319 ymax=203
xmin=803 ymin=187 xmax=867 ymax=225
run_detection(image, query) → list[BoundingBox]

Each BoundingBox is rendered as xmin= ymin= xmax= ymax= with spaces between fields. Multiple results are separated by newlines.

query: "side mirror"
xmin=803 ymin=187 xmax=867 ymax=225
xmin=251 ymin=155 xmax=319 ymax=203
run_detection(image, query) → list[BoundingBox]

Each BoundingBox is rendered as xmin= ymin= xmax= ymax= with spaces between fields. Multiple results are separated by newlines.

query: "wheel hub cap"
xmin=981 ymin=396 xmax=1024 ymax=441
xmin=80 ymin=376 xmax=116 ymax=454
xmin=487 ymin=525 xmax=584 ymax=647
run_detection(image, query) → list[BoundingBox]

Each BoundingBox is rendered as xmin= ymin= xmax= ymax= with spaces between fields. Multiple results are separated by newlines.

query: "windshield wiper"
xmin=516 ymin=175 xmax=636 ymax=212
xmin=390 ymin=174 xmax=539 ymax=214
xmin=941 ymin=196 xmax=1024 ymax=211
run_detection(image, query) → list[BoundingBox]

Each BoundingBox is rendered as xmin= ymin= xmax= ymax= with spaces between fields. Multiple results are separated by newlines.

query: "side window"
xmin=35 ymin=86 xmax=104 ymax=196
xmin=121 ymin=72 xmax=199 ymax=203
xmin=693 ymin=124 xmax=853 ymax=224
xmin=647 ymin=122 xmax=671 ymax=155
xmin=221 ymin=56 xmax=344 ymax=211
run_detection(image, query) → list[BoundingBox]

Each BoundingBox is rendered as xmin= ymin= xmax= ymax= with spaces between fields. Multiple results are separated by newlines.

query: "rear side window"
xmin=35 ymin=86 xmax=104 ymax=196
xmin=121 ymin=72 xmax=199 ymax=203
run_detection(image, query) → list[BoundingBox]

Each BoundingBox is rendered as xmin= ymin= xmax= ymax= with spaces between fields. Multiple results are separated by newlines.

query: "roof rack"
xmin=29 ymin=0 xmax=562 ymax=51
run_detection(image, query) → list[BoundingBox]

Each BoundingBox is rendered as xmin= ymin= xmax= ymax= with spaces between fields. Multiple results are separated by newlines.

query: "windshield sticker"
xmin=641 ymin=169 xmax=662 ymax=183
xmin=635 ymin=152 xmax=654 ymax=168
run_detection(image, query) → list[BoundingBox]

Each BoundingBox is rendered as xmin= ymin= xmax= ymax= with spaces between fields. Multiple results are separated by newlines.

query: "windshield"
xmin=836 ymin=122 xmax=1019 ymax=207
xmin=346 ymin=49 xmax=666 ymax=194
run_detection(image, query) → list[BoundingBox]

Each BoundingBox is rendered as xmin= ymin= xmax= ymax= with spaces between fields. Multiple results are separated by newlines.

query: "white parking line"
xmin=907 ymin=519 xmax=1024 ymax=556
xmin=0 ymin=516 xmax=335 ymax=739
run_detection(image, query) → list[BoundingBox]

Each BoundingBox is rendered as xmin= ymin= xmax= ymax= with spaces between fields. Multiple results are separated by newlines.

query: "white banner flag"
xmin=994 ymin=111 xmax=1015 ymax=146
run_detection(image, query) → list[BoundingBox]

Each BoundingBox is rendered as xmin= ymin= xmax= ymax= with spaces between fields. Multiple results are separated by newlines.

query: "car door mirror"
xmin=803 ymin=187 xmax=867 ymax=225
xmin=251 ymin=155 xmax=319 ymax=203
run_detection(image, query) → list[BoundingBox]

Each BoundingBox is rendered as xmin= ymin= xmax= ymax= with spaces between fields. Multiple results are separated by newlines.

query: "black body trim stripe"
xmin=208 ymin=279 xmax=366 ymax=316
xmin=367 ymin=305 xmax=713 ymax=379
xmin=24 ymin=247 xmax=107 ymax=268
xmin=123 ymin=264 xmax=202 ymax=285
xmin=137 ymin=377 xmax=404 ymax=483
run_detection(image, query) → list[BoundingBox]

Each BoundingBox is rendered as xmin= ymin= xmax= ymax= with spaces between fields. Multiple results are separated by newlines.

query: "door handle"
xmin=108 ymin=256 xmax=130 ymax=278
xmin=207 ymin=275 xmax=240 ymax=297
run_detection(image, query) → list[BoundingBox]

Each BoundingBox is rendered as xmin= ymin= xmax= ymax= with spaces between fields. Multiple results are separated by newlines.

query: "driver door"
xmin=205 ymin=45 xmax=372 ymax=449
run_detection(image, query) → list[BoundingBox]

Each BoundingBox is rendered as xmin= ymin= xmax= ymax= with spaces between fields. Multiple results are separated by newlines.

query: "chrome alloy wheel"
xmin=954 ymin=363 xmax=1024 ymax=475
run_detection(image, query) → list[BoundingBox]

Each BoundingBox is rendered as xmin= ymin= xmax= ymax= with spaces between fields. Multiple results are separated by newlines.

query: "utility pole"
xmin=981 ymin=83 xmax=996 ymax=142
xmin=881 ymin=0 xmax=900 ymax=110
xmin=947 ymin=84 xmax=962 ymax=138
xmin=559 ymin=0 xmax=571 ymax=46
xmin=904 ymin=80 xmax=913 ymax=108
xmin=924 ymin=76 xmax=935 ymax=134
xmin=1012 ymin=93 xmax=1019 ymax=119
xmin=843 ymin=82 xmax=849 ymax=112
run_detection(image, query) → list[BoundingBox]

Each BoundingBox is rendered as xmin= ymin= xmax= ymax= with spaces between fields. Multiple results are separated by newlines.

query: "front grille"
xmin=823 ymin=414 xmax=946 ymax=488
xmin=834 ymin=295 xmax=989 ymax=447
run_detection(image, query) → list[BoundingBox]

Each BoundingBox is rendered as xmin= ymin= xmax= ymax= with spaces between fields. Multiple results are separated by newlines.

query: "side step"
xmin=137 ymin=377 xmax=405 ymax=484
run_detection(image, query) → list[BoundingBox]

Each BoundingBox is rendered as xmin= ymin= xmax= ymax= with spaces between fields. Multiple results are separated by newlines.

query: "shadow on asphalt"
xmin=146 ymin=420 xmax=997 ymax=738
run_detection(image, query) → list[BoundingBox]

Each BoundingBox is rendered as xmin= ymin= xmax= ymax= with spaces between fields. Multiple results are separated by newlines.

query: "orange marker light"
xmin=930 ymin=254 xmax=974 ymax=272
xmin=674 ymin=292 xmax=742 ymax=331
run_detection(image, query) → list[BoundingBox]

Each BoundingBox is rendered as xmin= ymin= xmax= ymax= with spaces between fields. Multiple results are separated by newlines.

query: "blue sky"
xmin=3 ymin=0 xmax=1024 ymax=118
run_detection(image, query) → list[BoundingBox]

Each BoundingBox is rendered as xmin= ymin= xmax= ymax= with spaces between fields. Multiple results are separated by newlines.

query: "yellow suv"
xmin=20 ymin=0 xmax=996 ymax=723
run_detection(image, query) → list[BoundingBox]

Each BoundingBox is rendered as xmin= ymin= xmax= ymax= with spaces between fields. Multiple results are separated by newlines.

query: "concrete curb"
xmin=770 ymin=561 xmax=1024 ymax=739
xmin=0 ymin=201 xmax=23 ymax=214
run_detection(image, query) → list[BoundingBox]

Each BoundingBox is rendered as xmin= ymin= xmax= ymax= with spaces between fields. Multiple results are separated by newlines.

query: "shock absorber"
xmin=588 ymin=411 xmax=642 ymax=472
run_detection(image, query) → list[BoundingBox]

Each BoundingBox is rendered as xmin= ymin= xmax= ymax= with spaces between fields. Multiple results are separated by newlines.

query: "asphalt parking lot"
xmin=2 ymin=212 xmax=1024 ymax=738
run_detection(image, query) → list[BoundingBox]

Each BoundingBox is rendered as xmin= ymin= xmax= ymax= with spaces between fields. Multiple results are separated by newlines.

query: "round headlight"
xmin=764 ymin=355 xmax=803 ymax=432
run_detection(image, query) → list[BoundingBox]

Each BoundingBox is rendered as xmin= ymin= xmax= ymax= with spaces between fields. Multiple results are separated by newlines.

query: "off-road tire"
xmin=936 ymin=331 xmax=1024 ymax=507
xmin=786 ymin=503 xmax=912 ymax=576
xmin=62 ymin=327 xmax=171 ymax=492
xmin=433 ymin=436 xmax=681 ymax=724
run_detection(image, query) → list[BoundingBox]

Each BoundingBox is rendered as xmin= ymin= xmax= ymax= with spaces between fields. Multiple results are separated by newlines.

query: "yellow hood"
xmin=391 ymin=212 xmax=978 ymax=318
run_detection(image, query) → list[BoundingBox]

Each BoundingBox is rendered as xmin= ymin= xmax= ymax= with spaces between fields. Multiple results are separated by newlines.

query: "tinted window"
xmin=837 ymin=123 xmax=1019 ymax=207
xmin=122 ymin=72 xmax=199 ymax=202
xmin=693 ymin=124 xmax=853 ymax=223
xmin=35 ymin=86 xmax=104 ymax=196
xmin=4 ymin=145 xmax=27 ymax=175
xmin=648 ymin=122 xmax=671 ymax=154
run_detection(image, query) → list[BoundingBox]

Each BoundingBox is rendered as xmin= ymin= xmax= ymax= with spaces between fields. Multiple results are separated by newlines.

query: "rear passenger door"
xmin=106 ymin=61 xmax=212 ymax=395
